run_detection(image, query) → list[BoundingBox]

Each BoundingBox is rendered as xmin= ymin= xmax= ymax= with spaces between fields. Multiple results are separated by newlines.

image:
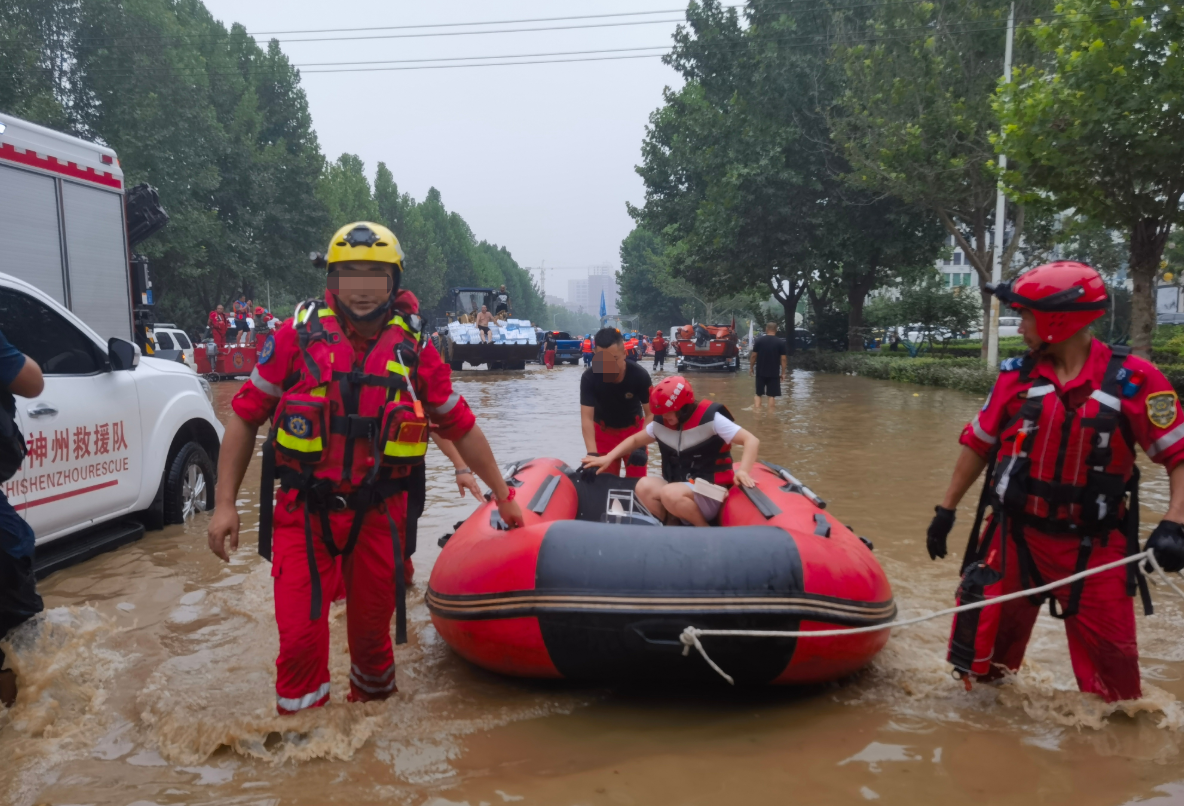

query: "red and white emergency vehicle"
xmin=0 ymin=111 xmax=223 ymax=576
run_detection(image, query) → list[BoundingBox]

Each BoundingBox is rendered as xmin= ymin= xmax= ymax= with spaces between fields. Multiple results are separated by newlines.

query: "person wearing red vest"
xmin=208 ymin=304 xmax=229 ymax=350
xmin=207 ymin=222 xmax=524 ymax=715
xmin=651 ymin=330 xmax=668 ymax=372
xmin=928 ymin=262 xmax=1184 ymax=703
xmin=581 ymin=336 xmax=594 ymax=368
xmin=582 ymin=375 xmax=760 ymax=526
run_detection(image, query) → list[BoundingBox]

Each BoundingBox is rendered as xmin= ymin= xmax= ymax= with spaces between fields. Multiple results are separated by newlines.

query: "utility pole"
xmin=987 ymin=2 xmax=1016 ymax=369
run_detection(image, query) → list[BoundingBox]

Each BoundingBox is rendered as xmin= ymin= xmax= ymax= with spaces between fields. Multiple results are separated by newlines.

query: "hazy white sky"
xmin=199 ymin=0 xmax=688 ymax=285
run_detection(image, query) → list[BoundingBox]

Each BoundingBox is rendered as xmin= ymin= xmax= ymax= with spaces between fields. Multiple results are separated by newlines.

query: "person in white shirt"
xmin=581 ymin=375 xmax=759 ymax=526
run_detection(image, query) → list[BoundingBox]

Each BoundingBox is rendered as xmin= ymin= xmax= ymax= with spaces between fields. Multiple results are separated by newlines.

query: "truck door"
xmin=0 ymin=286 xmax=143 ymax=542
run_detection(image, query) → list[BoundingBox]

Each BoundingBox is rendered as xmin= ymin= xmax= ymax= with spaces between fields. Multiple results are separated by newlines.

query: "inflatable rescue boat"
xmin=428 ymin=460 xmax=895 ymax=685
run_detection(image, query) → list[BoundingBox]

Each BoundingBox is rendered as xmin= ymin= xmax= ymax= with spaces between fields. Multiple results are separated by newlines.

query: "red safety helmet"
xmin=650 ymin=375 xmax=695 ymax=416
xmin=655 ymin=330 xmax=663 ymax=336
xmin=989 ymin=261 xmax=1109 ymax=344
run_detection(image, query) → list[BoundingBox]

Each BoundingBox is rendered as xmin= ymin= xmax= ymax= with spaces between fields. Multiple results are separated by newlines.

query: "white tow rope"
xmin=679 ymin=550 xmax=1184 ymax=685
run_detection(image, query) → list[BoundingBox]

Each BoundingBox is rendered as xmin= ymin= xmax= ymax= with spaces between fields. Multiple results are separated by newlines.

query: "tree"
xmin=617 ymin=228 xmax=688 ymax=333
xmin=833 ymin=0 xmax=1030 ymax=351
xmin=633 ymin=0 xmax=945 ymax=353
xmin=866 ymin=272 xmax=983 ymax=353
xmin=996 ymin=0 xmax=1184 ymax=356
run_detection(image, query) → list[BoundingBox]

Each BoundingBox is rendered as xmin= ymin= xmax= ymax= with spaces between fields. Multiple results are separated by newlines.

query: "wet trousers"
xmin=271 ymin=492 xmax=408 ymax=714
xmin=594 ymin=420 xmax=647 ymax=478
xmin=949 ymin=519 xmax=1140 ymax=702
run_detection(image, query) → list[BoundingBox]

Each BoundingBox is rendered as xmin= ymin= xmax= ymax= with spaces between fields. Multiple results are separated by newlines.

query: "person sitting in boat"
xmin=581 ymin=375 xmax=759 ymax=526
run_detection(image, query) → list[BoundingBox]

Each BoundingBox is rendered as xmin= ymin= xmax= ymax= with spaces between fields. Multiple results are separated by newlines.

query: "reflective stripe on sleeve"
xmin=1150 ymin=422 xmax=1184 ymax=460
xmin=970 ymin=414 xmax=996 ymax=446
xmin=1090 ymin=389 xmax=1121 ymax=411
xmin=249 ymin=367 xmax=283 ymax=398
xmin=276 ymin=681 xmax=330 ymax=712
xmin=432 ymin=391 xmax=461 ymax=416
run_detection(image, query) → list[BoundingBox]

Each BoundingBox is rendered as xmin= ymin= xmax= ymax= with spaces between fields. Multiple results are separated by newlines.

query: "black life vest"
xmin=0 ymin=391 xmax=26 ymax=484
xmin=652 ymin=400 xmax=735 ymax=486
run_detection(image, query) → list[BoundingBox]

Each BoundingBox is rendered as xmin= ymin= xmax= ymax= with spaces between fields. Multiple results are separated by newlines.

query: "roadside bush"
xmin=793 ymin=352 xmax=1184 ymax=396
xmin=791 ymin=353 xmax=997 ymax=394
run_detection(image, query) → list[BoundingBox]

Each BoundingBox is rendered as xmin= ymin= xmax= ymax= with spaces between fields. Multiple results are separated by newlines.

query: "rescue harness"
xmin=259 ymin=299 xmax=430 ymax=644
xmin=950 ymin=345 xmax=1153 ymax=675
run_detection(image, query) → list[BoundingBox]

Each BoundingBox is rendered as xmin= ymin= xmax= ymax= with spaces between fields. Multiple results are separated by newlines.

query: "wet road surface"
xmin=3 ymin=364 xmax=1184 ymax=805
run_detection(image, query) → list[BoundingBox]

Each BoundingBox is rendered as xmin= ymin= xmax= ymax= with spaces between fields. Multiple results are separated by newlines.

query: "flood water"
xmin=4 ymin=364 xmax=1184 ymax=806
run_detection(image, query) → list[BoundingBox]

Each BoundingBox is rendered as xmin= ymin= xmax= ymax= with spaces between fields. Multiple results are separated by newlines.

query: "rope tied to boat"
xmin=679 ymin=550 xmax=1184 ymax=685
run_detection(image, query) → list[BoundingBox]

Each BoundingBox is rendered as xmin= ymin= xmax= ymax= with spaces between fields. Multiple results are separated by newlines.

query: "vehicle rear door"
xmin=0 ymin=285 xmax=143 ymax=542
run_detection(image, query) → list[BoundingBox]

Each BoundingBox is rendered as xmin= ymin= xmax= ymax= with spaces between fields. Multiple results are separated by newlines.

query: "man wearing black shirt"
xmin=494 ymin=285 xmax=510 ymax=315
xmin=580 ymin=328 xmax=652 ymax=477
xmin=749 ymin=322 xmax=788 ymax=409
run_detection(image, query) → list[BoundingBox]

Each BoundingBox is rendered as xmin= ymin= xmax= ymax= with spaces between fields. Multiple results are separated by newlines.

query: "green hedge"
xmin=792 ymin=351 xmax=1184 ymax=396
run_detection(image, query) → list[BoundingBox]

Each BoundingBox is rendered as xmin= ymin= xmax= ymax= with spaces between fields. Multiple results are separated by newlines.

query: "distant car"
xmin=1158 ymin=312 xmax=1184 ymax=326
xmin=150 ymin=323 xmax=196 ymax=370
xmin=793 ymin=328 xmax=815 ymax=350
xmin=997 ymin=316 xmax=1021 ymax=338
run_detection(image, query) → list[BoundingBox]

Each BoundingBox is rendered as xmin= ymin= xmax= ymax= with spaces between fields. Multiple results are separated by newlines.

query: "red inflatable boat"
xmin=427 ymin=459 xmax=895 ymax=685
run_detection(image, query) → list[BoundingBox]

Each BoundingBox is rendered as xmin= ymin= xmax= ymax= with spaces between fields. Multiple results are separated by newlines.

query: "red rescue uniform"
xmin=209 ymin=310 xmax=228 ymax=349
xmin=232 ymin=290 xmax=475 ymax=714
xmin=953 ymin=340 xmax=1184 ymax=701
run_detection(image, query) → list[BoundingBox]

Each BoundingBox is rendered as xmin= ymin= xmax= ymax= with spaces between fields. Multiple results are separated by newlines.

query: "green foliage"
xmin=1 ymin=0 xmax=538 ymax=334
xmin=834 ymin=0 xmax=1023 ymax=283
xmin=996 ymin=0 xmax=1184 ymax=355
xmin=617 ymin=228 xmax=691 ymax=333
xmin=791 ymin=352 xmax=999 ymax=394
xmin=1 ymin=0 xmax=330 ymax=332
xmin=632 ymin=0 xmax=946 ymax=353
xmin=866 ymin=272 xmax=984 ymax=351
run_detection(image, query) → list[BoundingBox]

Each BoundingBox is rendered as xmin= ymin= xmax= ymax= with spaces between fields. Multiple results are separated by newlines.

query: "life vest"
xmin=582 ymin=338 xmax=593 ymax=354
xmin=992 ymin=347 xmax=1134 ymax=534
xmin=271 ymin=301 xmax=428 ymax=487
xmin=260 ymin=299 xmax=428 ymax=638
xmin=652 ymin=399 xmax=735 ymax=486
xmin=974 ymin=345 xmax=1150 ymax=620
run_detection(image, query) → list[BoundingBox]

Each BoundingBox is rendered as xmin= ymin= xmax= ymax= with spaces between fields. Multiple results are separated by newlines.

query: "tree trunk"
xmin=775 ymin=280 xmax=806 ymax=356
xmin=1129 ymin=217 xmax=1171 ymax=358
xmin=847 ymin=265 xmax=877 ymax=352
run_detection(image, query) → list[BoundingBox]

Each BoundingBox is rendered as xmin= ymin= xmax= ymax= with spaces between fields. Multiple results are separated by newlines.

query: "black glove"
xmin=627 ymin=447 xmax=648 ymax=468
xmin=1146 ymin=520 xmax=1184 ymax=573
xmin=927 ymin=506 xmax=956 ymax=560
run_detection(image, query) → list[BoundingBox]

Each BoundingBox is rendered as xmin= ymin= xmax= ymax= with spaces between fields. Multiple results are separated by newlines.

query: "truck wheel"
xmin=164 ymin=442 xmax=215 ymax=524
xmin=450 ymin=361 xmax=464 ymax=372
xmin=511 ymin=361 xmax=527 ymax=370
xmin=204 ymin=372 xmax=219 ymax=382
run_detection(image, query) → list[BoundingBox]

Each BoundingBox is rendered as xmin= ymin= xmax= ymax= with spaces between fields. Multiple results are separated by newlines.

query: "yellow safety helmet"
xmin=325 ymin=222 xmax=405 ymax=270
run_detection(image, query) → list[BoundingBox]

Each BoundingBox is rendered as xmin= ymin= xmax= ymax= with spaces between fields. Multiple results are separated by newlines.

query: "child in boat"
xmin=580 ymin=375 xmax=759 ymax=526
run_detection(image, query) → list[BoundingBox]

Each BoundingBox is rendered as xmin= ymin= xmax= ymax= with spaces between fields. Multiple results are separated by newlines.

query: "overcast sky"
xmin=199 ymin=0 xmax=688 ymax=288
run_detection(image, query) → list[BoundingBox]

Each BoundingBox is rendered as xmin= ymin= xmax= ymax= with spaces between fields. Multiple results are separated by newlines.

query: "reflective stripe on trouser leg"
xmin=349 ymin=663 xmax=396 ymax=696
xmin=272 ymin=517 xmax=339 ymax=714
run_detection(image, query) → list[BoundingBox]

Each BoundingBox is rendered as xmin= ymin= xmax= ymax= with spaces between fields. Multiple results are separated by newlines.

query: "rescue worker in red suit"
xmin=582 ymin=375 xmax=761 ymax=526
xmin=207 ymin=222 xmax=524 ymax=715
xmin=651 ymin=330 xmax=668 ymax=373
xmin=209 ymin=304 xmax=229 ymax=350
xmin=927 ymin=262 xmax=1184 ymax=703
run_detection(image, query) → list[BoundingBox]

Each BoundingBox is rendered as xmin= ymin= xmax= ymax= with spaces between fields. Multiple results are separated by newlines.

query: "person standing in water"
xmin=927 ymin=262 xmax=1184 ymax=703
xmin=580 ymin=328 xmax=652 ymax=478
xmin=207 ymin=222 xmax=523 ymax=715
xmin=749 ymin=322 xmax=787 ymax=409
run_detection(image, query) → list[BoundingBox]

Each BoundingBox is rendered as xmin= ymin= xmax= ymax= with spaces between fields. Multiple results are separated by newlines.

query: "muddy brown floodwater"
xmin=4 ymin=365 xmax=1184 ymax=806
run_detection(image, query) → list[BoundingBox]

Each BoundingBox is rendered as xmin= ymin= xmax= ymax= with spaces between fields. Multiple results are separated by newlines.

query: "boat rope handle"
xmin=680 ymin=550 xmax=1184 ymax=685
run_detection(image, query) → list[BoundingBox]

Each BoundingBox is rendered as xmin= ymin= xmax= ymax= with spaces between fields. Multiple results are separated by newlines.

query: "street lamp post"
xmin=987 ymin=2 xmax=1016 ymax=369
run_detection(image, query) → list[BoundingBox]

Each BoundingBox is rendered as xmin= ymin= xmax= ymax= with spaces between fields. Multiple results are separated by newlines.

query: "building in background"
xmin=587 ymin=264 xmax=618 ymax=317
xmin=567 ymin=279 xmax=589 ymax=312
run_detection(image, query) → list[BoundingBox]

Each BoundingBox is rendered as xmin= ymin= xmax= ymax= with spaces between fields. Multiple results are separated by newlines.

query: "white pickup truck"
xmin=0 ymin=112 xmax=224 ymax=576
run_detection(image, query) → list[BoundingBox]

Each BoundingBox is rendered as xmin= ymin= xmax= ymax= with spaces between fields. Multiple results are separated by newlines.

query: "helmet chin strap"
xmin=339 ymin=295 xmax=392 ymax=323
